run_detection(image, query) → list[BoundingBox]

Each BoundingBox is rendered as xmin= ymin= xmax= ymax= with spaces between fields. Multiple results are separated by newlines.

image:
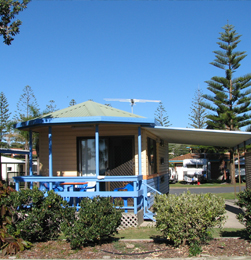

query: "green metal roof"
xmin=43 ymin=100 xmax=144 ymax=119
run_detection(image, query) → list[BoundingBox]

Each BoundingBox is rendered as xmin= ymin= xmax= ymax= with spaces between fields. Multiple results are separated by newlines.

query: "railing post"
xmin=143 ymin=179 xmax=147 ymax=216
xmin=95 ymin=125 xmax=99 ymax=191
xmin=15 ymin=181 xmax=20 ymax=191
xmin=49 ymin=127 xmax=53 ymax=190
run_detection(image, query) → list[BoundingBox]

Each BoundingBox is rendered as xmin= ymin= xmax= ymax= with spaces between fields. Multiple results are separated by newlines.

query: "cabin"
xmin=12 ymin=100 xmax=251 ymax=227
xmin=0 ymin=156 xmax=25 ymax=185
xmin=12 ymin=101 xmax=169 ymax=227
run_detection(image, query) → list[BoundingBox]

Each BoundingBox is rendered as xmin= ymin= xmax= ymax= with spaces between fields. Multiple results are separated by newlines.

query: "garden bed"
xmin=1 ymin=238 xmax=250 ymax=259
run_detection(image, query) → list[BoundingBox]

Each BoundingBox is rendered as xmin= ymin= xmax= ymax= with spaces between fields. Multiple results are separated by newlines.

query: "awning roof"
xmin=144 ymin=126 xmax=251 ymax=148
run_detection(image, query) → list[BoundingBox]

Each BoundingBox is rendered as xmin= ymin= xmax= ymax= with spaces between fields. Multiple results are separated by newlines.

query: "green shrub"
xmin=61 ymin=196 xmax=122 ymax=249
xmin=3 ymin=186 xmax=75 ymax=242
xmin=153 ymin=192 xmax=226 ymax=247
xmin=236 ymin=189 xmax=251 ymax=239
xmin=0 ymin=182 xmax=32 ymax=255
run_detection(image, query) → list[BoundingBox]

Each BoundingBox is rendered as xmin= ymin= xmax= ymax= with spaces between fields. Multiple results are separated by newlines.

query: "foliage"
xmin=61 ymin=196 xmax=122 ymax=249
xmin=169 ymin=143 xmax=190 ymax=158
xmin=44 ymin=100 xmax=57 ymax=114
xmin=0 ymin=0 xmax=30 ymax=45
xmin=236 ymin=189 xmax=251 ymax=239
xmin=3 ymin=187 xmax=75 ymax=242
xmin=69 ymin=99 xmax=76 ymax=106
xmin=11 ymin=85 xmax=39 ymax=149
xmin=202 ymin=24 xmax=251 ymax=130
xmin=153 ymin=192 xmax=226 ymax=248
xmin=188 ymin=88 xmax=207 ymax=129
xmin=15 ymin=85 xmax=39 ymax=122
xmin=154 ymin=102 xmax=171 ymax=127
xmin=0 ymin=181 xmax=32 ymax=255
xmin=0 ymin=92 xmax=11 ymax=146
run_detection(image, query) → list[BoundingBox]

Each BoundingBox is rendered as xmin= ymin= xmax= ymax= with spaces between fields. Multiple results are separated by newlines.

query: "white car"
xmin=169 ymin=168 xmax=178 ymax=183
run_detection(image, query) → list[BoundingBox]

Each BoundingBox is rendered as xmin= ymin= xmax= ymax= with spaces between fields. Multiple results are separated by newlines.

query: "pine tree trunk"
xmin=229 ymin=149 xmax=236 ymax=184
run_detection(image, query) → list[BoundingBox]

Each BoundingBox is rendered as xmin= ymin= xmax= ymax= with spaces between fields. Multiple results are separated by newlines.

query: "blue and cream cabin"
xmin=13 ymin=100 xmax=169 ymax=225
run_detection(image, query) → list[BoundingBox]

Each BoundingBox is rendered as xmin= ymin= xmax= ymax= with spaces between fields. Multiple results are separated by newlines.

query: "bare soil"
xmin=1 ymin=238 xmax=251 ymax=259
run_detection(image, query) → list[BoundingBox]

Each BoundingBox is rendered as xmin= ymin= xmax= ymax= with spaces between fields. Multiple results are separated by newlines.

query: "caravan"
xmin=235 ymin=157 xmax=245 ymax=183
xmin=183 ymin=158 xmax=208 ymax=183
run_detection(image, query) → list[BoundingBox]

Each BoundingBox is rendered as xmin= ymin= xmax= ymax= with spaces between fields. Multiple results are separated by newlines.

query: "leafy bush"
xmin=153 ymin=192 xmax=226 ymax=247
xmin=236 ymin=189 xmax=251 ymax=239
xmin=0 ymin=182 xmax=32 ymax=255
xmin=61 ymin=196 xmax=122 ymax=249
xmin=3 ymin=186 xmax=75 ymax=242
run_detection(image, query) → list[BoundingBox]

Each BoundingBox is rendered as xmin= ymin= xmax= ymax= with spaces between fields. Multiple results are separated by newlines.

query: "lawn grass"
xmin=115 ymin=227 xmax=248 ymax=240
xmin=214 ymin=193 xmax=238 ymax=200
xmin=170 ymin=181 xmax=246 ymax=188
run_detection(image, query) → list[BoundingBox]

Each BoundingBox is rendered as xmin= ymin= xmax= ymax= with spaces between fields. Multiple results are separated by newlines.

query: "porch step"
xmin=144 ymin=211 xmax=156 ymax=221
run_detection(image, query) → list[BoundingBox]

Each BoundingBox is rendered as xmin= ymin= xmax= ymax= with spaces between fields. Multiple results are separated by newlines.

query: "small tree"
xmin=0 ymin=0 xmax=30 ymax=45
xmin=0 ymin=92 xmax=11 ymax=147
xmin=154 ymin=102 xmax=171 ymax=127
xmin=154 ymin=192 xmax=226 ymax=254
xmin=44 ymin=100 xmax=57 ymax=114
xmin=188 ymin=88 xmax=207 ymax=129
xmin=15 ymin=85 xmax=38 ymax=123
xmin=69 ymin=99 xmax=76 ymax=106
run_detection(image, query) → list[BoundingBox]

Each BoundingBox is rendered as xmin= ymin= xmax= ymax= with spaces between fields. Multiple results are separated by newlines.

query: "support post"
xmin=29 ymin=130 xmax=33 ymax=176
xmin=48 ymin=127 xmax=53 ymax=190
xmin=15 ymin=181 xmax=19 ymax=191
xmin=29 ymin=130 xmax=33 ymax=189
xmin=138 ymin=127 xmax=142 ymax=175
xmin=95 ymin=125 xmax=99 ymax=191
xmin=138 ymin=127 xmax=145 ymax=215
xmin=237 ymin=146 xmax=241 ymax=192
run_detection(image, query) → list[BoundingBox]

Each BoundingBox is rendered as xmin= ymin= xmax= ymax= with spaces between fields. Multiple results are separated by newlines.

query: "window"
xmin=77 ymin=136 xmax=134 ymax=176
xmin=147 ymin=137 xmax=157 ymax=174
xmin=78 ymin=138 xmax=108 ymax=176
xmin=7 ymin=167 xmax=12 ymax=171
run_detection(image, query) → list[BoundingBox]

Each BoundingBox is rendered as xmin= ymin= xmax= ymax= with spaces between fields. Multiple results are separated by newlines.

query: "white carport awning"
xmin=144 ymin=126 xmax=251 ymax=148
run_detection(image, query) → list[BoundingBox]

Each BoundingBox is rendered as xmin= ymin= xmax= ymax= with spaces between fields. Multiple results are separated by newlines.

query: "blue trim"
xmin=29 ymin=130 xmax=33 ymax=189
xmin=95 ymin=125 xmax=99 ymax=191
xmin=0 ymin=149 xmax=29 ymax=155
xmin=48 ymin=127 xmax=53 ymax=190
xmin=29 ymin=130 xmax=33 ymax=176
xmin=169 ymin=160 xmax=184 ymax=163
xmin=14 ymin=116 xmax=156 ymax=129
xmin=138 ymin=127 xmax=142 ymax=175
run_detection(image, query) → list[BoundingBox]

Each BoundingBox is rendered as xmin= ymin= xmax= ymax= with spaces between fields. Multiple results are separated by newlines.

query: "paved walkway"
xmin=224 ymin=199 xmax=245 ymax=229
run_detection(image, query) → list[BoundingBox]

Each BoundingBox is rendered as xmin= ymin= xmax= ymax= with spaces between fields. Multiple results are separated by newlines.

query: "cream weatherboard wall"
xmin=38 ymin=124 xmax=141 ymax=177
xmin=37 ymin=125 xmax=169 ymax=183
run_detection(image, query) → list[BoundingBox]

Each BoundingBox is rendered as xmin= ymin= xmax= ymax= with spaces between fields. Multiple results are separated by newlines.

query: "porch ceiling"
xmin=144 ymin=126 xmax=251 ymax=148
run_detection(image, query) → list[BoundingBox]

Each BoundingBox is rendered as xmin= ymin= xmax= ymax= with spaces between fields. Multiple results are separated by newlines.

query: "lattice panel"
xmin=245 ymin=152 xmax=251 ymax=189
xmin=118 ymin=213 xmax=139 ymax=230
xmin=106 ymin=159 xmax=135 ymax=191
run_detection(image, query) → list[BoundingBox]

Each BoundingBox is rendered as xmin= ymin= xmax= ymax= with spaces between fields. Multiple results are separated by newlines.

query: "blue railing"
xmin=142 ymin=182 xmax=162 ymax=221
xmin=13 ymin=175 xmax=144 ymax=214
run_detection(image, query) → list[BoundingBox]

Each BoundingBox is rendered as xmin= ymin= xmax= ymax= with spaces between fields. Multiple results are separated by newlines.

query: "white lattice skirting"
xmin=118 ymin=209 xmax=144 ymax=230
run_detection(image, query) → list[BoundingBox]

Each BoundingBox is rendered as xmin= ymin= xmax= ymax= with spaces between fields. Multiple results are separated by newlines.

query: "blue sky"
xmin=1 ymin=0 xmax=251 ymax=128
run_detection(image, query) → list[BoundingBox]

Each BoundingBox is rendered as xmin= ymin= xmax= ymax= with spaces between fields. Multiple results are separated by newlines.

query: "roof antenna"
xmin=104 ymin=98 xmax=161 ymax=113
